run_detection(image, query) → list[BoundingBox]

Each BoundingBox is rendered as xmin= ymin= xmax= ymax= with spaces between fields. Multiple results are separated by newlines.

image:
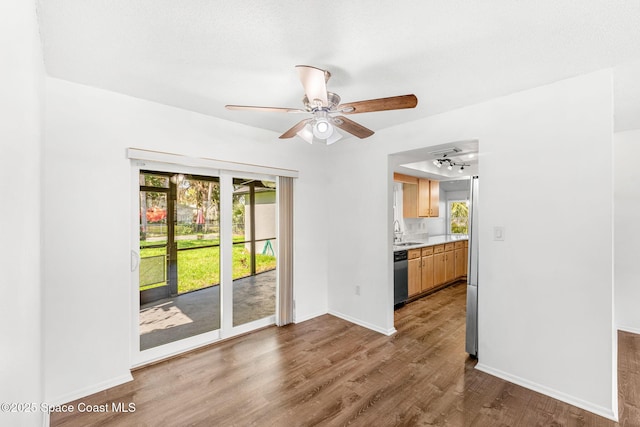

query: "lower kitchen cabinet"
xmin=454 ymin=242 xmax=467 ymax=278
xmin=408 ymin=249 xmax=422 ymax=297
xmin=444 ymin=243 xmax=455 ymax=283
xmin=405 ymin=240 xmax=469 ymax=300
xmin=433 ymin=245 xmax=445 ymax=287
xmin=420 ymin=247 xmax=434 ymax=292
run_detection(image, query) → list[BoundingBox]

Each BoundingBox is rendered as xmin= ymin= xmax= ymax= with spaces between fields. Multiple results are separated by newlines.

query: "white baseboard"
xmin=46 ymin=372 xmax=133 ymax=407
xmin=328 ymin=310 xmax=397 ymax=336
xmin=475 ymin=363 xmax=618 ymax=422
xmin=617 ymin=325 xmax=640 ymax=335
xmin=294 ymin=310 xmax=327 ymax=324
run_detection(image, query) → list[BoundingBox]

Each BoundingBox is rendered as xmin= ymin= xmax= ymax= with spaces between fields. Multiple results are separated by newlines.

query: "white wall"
xmin=326 ymin=70 xmax=617 ymax=419
xmin=43 ymin=78 xmax=331 ymax=403
xmin=614 ymin=129 xmax=640 ymax=333
xmin=444 ymin=190 xmax=469 ymax=202
xmin=0 ymin=1 xmax=44 ymax=426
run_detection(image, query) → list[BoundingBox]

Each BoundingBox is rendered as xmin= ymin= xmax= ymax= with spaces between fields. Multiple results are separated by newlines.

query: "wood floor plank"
xmin=51 ymin=283 xmax=640 ymax=426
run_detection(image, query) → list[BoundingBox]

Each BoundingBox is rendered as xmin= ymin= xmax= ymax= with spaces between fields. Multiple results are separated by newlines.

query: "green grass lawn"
xmin=139 ymin=238 xmax=276 ymax=294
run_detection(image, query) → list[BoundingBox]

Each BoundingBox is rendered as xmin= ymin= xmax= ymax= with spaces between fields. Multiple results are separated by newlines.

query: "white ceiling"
xmin=37 ymin=1 xmax=640 ymax=138
xmin=392 ymin=140 xmax=479 ymax=180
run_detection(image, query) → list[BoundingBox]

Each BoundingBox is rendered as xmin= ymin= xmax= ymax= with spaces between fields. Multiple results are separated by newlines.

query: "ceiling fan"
xmin=225 ymin=65 xmax=418 ymax=145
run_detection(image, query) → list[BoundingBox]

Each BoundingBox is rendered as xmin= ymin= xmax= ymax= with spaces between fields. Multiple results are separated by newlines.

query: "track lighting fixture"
xmin=433 ymin=157 xmax=470 ymax=174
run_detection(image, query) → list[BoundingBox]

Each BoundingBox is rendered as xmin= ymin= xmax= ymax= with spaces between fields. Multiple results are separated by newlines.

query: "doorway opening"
xmin=389 ymin=140 xmax=479 ymax=344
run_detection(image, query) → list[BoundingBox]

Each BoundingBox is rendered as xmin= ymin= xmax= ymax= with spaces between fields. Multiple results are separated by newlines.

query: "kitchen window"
xmin=448 ymin=200 xmax=469 ymax=234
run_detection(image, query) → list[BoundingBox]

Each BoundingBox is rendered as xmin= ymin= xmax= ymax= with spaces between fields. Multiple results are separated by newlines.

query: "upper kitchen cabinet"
xmin=418 ymin=179 xmax=439 ymax=217
xmin=394 ymin=173 xmax=439 ymax=218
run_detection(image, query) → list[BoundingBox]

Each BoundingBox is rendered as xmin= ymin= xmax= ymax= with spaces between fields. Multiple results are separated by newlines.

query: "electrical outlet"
xmin=355 ymin=285 xmax=360 ymax=296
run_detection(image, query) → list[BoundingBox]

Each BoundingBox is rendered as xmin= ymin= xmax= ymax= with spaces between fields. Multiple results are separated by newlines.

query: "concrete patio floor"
xmin=139 ymin=270 xmax=276 ymax=350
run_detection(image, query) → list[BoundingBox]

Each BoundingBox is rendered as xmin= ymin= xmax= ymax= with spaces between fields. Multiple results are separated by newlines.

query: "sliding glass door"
xmin=135 ymin=167 xmax=277 ymax=359
xmin=231 ymin=177 xmax=276 ymax=327
xmin=138 ymin=171 xmax=221 ymax=351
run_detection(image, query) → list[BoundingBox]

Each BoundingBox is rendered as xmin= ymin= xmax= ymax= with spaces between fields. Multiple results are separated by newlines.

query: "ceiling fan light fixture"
xmin=316 ymin=120 xmax=330 ymax=133
xmin=296 ymin=124 xmax=314 ymax=144
xmin=313 ymin=117 xmax=334 ymax=139
xmin=325 ymin=130 xmax=343 ymax=145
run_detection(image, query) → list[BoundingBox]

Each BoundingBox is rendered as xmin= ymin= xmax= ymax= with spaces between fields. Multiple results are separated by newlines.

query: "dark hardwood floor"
xmin=51 ymin=282 xmax=640 ymax=426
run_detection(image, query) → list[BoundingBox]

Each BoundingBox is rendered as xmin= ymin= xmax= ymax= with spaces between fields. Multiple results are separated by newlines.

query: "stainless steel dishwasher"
xmin=394 ymin=250 xmax=408 ymax=307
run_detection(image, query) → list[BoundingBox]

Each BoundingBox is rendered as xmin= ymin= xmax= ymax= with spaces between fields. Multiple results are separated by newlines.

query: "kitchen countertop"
xmin=393 ymin=235 xmax=468 ymax=252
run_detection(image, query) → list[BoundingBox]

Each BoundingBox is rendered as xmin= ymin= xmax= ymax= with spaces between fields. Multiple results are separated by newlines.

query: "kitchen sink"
xmin=394 ymin=242 xmax=420 ymax=246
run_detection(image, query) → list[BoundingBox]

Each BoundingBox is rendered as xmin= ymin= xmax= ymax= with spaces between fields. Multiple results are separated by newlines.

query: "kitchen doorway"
xmin=389 ymin=140 xmax=479 ymax=347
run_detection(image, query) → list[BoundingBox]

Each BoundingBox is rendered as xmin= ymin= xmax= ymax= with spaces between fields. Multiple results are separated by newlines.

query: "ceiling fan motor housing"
xmin=303 ymin=92 xmax=341 ymax=112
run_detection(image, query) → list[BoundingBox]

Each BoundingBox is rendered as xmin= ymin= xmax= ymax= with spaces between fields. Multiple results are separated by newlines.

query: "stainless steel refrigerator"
xmin=465 ymin=176 xmax=479 ymax=357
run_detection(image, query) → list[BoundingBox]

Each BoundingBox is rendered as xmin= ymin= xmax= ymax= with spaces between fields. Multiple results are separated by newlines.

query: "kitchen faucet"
xmin=393 ymin=220 xmax=403 ymax=243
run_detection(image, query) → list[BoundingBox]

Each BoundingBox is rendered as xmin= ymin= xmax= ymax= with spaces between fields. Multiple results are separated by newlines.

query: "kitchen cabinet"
xmin=401 ymin=239 xmax=468 ymax=301
xmin=444 ymin=243 xmax=455 ymax=283
xmin=454 ymin=241 xmax=467 ymax=278
xmin=433 ymin=245 xmax=446 ymax=286
xmin=393 ymin=173 xmax=439 ymax=218
xmin=418 ymin=179 xmax=439 ymax=217
xmin=420 ymin=247 xmax=434 ymax=292
xmin=407 ymin=249 xmax=422 ymax=297
xmin=403 ymin=183 xmax=419 ymax=218
xmin=434 ymin=243 xmax=455 ymax=286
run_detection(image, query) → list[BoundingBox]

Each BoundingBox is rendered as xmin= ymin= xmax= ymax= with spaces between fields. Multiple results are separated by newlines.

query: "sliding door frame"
xmin=129 ymin=151 xmax=296 ymax=368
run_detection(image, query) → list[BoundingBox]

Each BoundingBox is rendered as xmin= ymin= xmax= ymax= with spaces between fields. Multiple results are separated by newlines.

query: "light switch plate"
xmin=493 ymin=226 xmax=505 ymax=241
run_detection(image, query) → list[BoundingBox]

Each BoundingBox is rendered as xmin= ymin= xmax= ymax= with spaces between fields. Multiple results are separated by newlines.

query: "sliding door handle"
xmin=131 ymin=250 xmax=139 ymax=272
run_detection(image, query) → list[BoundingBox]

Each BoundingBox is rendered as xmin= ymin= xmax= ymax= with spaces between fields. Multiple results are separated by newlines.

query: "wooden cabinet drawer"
xmin=454 ymin=241 xmax=465 ymax=249
xmin=445 ymin=243 xmax=455 ymax=252
xmin=421 ymin=246 xmax=434 ymax=256
xmin=433 ymin=244 xmax=444 ymax=254
xmin=408 ymin=249 xmax=421 ymax=260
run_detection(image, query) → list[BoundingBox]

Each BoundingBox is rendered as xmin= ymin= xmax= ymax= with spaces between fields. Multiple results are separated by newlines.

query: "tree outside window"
xmin=449 ymin=200 xmax=469 ymax=234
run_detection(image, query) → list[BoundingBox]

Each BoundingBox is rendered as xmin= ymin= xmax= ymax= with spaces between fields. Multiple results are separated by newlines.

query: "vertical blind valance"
xmin=127 ymin=148 xmax=299 ymax=178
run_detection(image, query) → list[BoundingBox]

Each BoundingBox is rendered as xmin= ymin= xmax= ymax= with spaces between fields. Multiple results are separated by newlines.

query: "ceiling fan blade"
xmin=279 ymin=119 xmax=311 ymax=139
xmin=338 ymin=94 xmax=418 ymax=114
xmin=296 ymin=65 xmax=329 ymax=107
xmin=225 ymin=105 xmax=307 ymax=113
xmin=332 ymin=116 xmax=375 ymax=139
